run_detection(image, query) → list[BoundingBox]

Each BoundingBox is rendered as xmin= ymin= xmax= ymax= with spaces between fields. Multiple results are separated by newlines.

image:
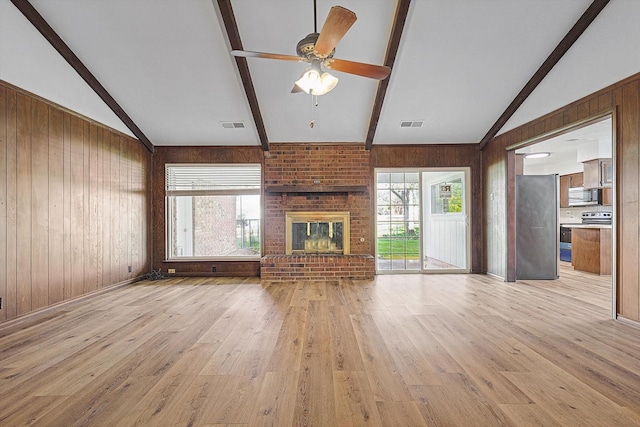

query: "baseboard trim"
xmin=0 ymin=276 xmax=142 ymax=333
xmin=616 ymin=315 xmax=640 ymax=330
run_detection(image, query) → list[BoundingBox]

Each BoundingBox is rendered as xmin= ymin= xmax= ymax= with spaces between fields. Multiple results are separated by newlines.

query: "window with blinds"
xmin=165 ymin=164 xmax=261 ymax=196
xmin=165 ymin=164 xmax=262 ymax=260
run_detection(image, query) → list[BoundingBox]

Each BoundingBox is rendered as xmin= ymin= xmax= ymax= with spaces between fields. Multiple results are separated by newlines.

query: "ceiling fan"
xmin=231 ymin=2 xmax=391 ymax=96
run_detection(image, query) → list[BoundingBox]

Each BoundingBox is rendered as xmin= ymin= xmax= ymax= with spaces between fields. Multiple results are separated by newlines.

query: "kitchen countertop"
xmin=560 ymin=223 xmax=612 ymax=229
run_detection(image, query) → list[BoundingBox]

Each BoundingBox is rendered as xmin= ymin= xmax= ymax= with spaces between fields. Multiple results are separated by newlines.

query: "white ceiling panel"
xmin=374 ymin=0 xmax=593 ymax=145
xmin=0 ymin=0 xmax=131 ymax=135
xmin=2 ymin=0 xmax=638 ymax=149
xmin=502 ymin=0 xmax=640 ymax=134
xmin=28 ymin=0 xmax=260 ymax=146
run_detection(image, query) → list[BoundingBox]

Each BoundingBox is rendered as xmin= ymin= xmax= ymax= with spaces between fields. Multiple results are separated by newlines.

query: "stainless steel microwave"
xmin=568 ymin=187 xmax=602 ymax=206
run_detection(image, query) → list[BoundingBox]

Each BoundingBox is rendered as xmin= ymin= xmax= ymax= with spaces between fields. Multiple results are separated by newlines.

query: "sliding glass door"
xmin=375 ymin=172 xmax=421 ymax=272
xmin=421 ymin=170 xmax=469 ymax=272
xmin=375 ymin=168 xmax=470 ymax=273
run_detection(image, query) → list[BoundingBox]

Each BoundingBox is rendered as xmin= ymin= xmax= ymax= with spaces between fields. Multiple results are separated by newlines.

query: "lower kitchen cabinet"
xmin=572 ymin=227 xmax=612 ymax=275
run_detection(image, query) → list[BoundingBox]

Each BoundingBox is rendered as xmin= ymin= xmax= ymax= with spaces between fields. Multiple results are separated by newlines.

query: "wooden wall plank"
xmin=16 ymin=93 xmax=32 ymax=315
xmin=48 ymin=106 xmax=65 ymax=305
xmin=598 ymin=92 xmax=613 ymax=110
xmin=82 ymin=121 xmax=91 ymax=294
xmin=131 ymin=143 xmax=141 ymax=276
xmin=63 ymin=112 xmax=72 ymax=301
xmin=102 ymin=131 xmax=111 ymax=288
xmin=123 ymin=138 xmax=131 ymax=280
xmin=111 ymin=135 xmax=121 ymax=284
xmin=549 ymin=112 xmax=564 ymax=131
xmin=564 ymin=105 xmax=578 ymax=124
xmin=577 ymin=101 xmax=590 ymax=120
xmin=589 ymin=97 xmax=599 ymax=115
xmin=0 ymin=86 xmax=6 ymax=321
xmin=96 ymin=127 xmax=104 ymax=288
xmin=70 ymin=115 xmax=84 ymax=299
xmin=620 ymin=81 xmax=640 ymax=320
xmin=144 ymin=145 xmax=152 ymax=277
xmin=31 ymin=99 xmax=49 ymax=311
xmin=87 ymin=123 xmax=99 ymax=293
xmin=6 ymin=89 xmax=18 ymax=320
xmin=120 ymin=136 xmax=129 ymax=281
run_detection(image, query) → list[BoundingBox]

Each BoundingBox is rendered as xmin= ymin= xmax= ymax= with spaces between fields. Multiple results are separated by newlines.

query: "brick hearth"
xmin=260 ymin=255 xmax=374 ymax=281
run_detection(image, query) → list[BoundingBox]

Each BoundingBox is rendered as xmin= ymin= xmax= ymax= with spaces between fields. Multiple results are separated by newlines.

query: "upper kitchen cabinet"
xmin=560 ymin=172 xmax=584 ymax=208
xmin=583 ymin=158 xmax=613 ymax=188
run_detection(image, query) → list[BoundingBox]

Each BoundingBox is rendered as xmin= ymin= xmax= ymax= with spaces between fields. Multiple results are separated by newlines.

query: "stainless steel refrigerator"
xmin=516 ymin=174 xmax=559 ymax=280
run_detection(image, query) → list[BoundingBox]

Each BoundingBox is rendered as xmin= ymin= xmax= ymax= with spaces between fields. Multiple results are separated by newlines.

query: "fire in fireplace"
xmin=285 ymin=211 xmax=350 ymax=255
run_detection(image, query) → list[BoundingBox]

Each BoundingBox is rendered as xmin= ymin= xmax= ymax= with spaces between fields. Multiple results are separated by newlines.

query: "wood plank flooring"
xmin=1 ymin=269 xmax=640 ymax=426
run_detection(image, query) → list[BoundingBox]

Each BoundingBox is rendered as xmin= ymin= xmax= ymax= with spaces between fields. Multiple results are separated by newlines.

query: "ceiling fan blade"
xmin=314 ymin=6 xmax=357 ymax=57
xmin=291 ymin=84 xmax=304 ymax=94
xmin=231 ymin=50 xmax=302 ymax=62
xmin=324 ymin=58 xmax=390 ymax=80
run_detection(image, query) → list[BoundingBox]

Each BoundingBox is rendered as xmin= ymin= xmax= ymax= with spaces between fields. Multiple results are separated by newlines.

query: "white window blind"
xmin=165 ymin=164 xmax=261 ymax=196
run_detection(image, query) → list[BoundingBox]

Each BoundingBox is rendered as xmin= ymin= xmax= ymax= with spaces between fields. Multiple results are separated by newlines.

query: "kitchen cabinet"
xmin=601 ymin=187 xmax=613 ymax=206
xmin=559 ymin=172 xmax=584 ymax=208
xmin=583 ymin=158 xmax=612 ymax=188
xmin=571 ymin=226 xmax=611 ymax=275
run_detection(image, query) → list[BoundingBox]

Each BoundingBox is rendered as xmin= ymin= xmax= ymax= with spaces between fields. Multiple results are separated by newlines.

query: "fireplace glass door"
xmin=286 ymin=212 xmax=350 ymax=255
xmin=291 ymin=221 xmax=344 ymax=254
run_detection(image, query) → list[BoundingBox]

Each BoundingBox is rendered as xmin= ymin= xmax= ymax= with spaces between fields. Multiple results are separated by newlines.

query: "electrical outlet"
xmin=168 ymin=268 xmax=176 ymax=274
xmin=212 ymin=266 xmax=217 ymax=272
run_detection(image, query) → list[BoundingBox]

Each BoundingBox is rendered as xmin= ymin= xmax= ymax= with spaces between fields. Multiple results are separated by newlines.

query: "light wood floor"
xmin=1 ymin=268 xmax=640 ymax=426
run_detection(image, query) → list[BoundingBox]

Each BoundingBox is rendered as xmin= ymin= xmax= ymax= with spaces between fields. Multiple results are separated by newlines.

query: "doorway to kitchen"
xmin=509 ymin=113 xmax=615 ymax=318
xmin=375 ymin=168 xmax=471 ymax=273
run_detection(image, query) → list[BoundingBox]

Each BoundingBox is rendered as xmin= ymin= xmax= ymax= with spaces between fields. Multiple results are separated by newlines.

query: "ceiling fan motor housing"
xmin=296 ymin=33 xmax=334 ymax=59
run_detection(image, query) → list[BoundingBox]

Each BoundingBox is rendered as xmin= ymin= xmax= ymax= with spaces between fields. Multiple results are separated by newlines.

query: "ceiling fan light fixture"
xmin=315 ymin=72 xmax=339 ymax=95
xmin=294 ymin=62 xmax=338 ymax=95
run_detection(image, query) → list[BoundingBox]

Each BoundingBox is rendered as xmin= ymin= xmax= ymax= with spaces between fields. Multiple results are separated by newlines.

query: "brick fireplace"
xmin=261 ymin=143 xmax=374 ymax=281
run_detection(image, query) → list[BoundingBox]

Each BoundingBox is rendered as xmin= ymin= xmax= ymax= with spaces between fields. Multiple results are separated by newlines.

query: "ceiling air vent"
xmin=400 ymin=120 xmax=423 ymax=128
xmin=221 ymin=121 xmax=245 ymax=129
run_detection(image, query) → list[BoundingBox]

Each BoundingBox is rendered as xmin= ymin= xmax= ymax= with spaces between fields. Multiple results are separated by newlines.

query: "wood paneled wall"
xmin=152 ymin=146 xmax=263 ymax=277
xmin=0 ymin=81 xmax=152 ymax=323
xmin=371 ymin=144 xmax=482 ymax=273
xmin=482 ymin=72 xmax=640 ymax=321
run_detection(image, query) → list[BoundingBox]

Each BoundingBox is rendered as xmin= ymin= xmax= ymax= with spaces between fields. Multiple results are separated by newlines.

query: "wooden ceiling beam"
xmin=11 ymin=0 xmax=155 ymax=153
xmin=217 ymin=0 xmax=270 ymax=152
xmin=478 ymin=0 xmax=610 ymax=151
xmin=365 ymin=0 xmax=411 ymax=150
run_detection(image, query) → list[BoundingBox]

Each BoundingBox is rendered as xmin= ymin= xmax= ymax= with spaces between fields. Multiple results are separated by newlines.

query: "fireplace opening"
xmin=292 ymin=221 xmax=344 ymax=253
xmin=286 ymin=211 xmax=350 ymax=255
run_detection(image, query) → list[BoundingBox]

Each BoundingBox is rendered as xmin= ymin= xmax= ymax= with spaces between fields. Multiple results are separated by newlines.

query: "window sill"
xmin=163 ymin=257 xmax=261 ymax=262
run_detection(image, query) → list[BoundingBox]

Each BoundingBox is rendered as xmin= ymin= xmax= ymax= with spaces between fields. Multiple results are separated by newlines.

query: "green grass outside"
xmin=377 ymin=237 xmax=420 ymax=259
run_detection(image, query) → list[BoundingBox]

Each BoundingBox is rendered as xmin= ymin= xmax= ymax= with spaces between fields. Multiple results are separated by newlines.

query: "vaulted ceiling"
xmin=2 ymin=0 xmax=639 ymax=151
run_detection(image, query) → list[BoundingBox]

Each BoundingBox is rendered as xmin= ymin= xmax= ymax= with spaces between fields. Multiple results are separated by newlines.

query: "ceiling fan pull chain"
xmin=309 ymin=93 xmax=315 ymax=128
